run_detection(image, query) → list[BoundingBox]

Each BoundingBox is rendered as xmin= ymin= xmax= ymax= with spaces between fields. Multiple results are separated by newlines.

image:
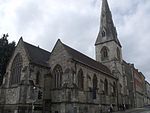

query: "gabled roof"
xmin=21 ymin=38 xmax=111 ymax=75
xmin=23 ymin=41 xmax=51 ymax=67
xmin=62 ymin=42 xmax=111 ymax=75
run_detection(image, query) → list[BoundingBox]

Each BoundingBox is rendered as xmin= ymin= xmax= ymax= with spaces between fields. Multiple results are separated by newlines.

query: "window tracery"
xmin=53 ymin=64 xmax=63 ymax=88
xmin=10 ymin=53 xmax=23 ymax=85
xmin=93 ymin=74 xmax=97 ymax=99
xmin=78 ymin=69 xmax=84 ymax=90
xmin=104 ymin=79 xmax=108 ymax=95
xmin=101 ymin=46 xmax=109 ymax=61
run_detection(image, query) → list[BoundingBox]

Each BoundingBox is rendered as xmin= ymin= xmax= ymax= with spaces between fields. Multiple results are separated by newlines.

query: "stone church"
xmin=0 ymin=0 xmax=135 ymax=113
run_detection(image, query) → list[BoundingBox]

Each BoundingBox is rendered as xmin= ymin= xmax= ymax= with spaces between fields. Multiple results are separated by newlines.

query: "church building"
xmin=0 ymin=0 xmax=147 ymax=113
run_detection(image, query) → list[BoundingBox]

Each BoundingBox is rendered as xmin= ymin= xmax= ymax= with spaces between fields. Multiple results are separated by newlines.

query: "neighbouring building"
xmin=145 ymin=81 xmax=150 ymax=105
xmin=123 ymin=61 xmax=134 ymax=109
xmin=123 ymin=62 xmax=148 ymax=109
xmin=0 ymin=0 xmax=149 ymax=113
xmin=132 ymin=66 xmax=145 ymax=108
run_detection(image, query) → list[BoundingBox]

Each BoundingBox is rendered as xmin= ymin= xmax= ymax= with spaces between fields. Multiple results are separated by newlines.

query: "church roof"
xmin=62 ymin=42 xmax=111 ymax=75
xmin=23 ymin=41 xmax=51 ymax=67
xmin=21 ymin=38 xmax=111 ymax=75
xmin=95 ymin=0 xmax=121 ymax=47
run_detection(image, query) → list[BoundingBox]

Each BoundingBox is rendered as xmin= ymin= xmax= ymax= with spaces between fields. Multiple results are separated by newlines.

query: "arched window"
xmin=100 ymin=79 xmax=104 ymax=92
xmin=53 ymin=64 xmax=63 ymax=88
xmin=36 ymin=71 xmax=40 ymax=85
xmin=104 ymin=79 xmax=108 ymax=95
xmin=102 ymin=30 xmax=106 ymax=37
xmin=101 ymin=28 xmax=106 ymax=37
xmin=78 ymin=69 xmax=84 ymax=90
xmin=10 ymin=53 xmax=23 ymax=85
xmin=93 ymin=74 xmax=97 ymax=89
xmin=117 ymin=48 xmax=121 ymax=60
xmin=101 ymin=46 xmax=109 ymax=61
xmin=93 ymin=74 xmax=97 ymax=99
xmin=113 ymin=82 xmax=116 ymax=96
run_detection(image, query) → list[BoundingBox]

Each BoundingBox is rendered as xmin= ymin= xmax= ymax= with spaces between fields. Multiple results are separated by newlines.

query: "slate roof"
xmin=23 ymin=41 xmax=51 ymax=67
xmin=62 ymin=43 xmax=111 ymax=75
xmin=22 ymin=39 xmax=111 ymax=75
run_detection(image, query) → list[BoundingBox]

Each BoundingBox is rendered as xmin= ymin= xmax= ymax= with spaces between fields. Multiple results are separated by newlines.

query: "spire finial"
xmin=102 ymin=0 xmax=110 ymax=11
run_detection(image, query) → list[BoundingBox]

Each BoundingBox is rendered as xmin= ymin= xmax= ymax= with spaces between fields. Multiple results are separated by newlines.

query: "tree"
xmin=0 ymin=33 xmax=16 ymax=85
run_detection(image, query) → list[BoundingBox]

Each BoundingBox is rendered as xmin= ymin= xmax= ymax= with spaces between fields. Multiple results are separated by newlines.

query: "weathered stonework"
xmin=0 ymin=0 xmax=149 ymax=113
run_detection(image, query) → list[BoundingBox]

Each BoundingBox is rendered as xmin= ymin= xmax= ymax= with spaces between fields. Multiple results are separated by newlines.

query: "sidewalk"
xmin=113 ymin=108 xmax=144 ymax=113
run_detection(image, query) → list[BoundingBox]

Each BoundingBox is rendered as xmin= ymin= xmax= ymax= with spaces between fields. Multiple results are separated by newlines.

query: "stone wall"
xmin=47 ymin=40 xmax=117 ymax=113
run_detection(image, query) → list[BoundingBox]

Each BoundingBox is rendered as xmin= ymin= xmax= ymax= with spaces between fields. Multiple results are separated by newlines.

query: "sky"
xmin=0 ymin=0 xmax=150 ymax=82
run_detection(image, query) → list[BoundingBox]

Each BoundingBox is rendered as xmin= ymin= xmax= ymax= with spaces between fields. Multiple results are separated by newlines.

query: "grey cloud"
xmin=112 ymin=0 xmax=150 ymax=81
xmin=0 ymin=0 xmax=150 ymax=82
xmin=35 ymin=3 xmax=99 ymax=58
xmin=15 ymin=0 xmax=45 ymax=34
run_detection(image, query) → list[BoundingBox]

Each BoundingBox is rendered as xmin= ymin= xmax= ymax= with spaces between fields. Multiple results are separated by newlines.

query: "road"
xmin=113 ymin=107 xmax=150 ymax=113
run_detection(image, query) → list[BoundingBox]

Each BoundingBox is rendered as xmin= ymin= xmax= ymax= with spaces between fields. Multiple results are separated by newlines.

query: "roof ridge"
xmin=62 ymin=43 xmax=94 ymax=60
xmin=62 ymin=42 xmax=111 ymax=75
xmin=23 ymin=41 xmax=51 ymax=54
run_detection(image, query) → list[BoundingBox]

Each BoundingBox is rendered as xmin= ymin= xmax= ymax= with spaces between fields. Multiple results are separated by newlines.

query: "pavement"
xmin=112 ymin=107 xmax=150 ymax=113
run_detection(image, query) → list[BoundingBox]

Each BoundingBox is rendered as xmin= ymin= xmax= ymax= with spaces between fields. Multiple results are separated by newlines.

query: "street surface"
xmin=113 ymin=107 xmax=150 ymax=113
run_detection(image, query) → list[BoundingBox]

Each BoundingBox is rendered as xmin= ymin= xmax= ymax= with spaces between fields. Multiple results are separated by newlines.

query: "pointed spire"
xmin=20 ymin=36 xmax=23 ymax=41
xmin=95 ymin=0 xmax=121 ymax=47
xmin=102 ymin=0 xmax=111 ymax=14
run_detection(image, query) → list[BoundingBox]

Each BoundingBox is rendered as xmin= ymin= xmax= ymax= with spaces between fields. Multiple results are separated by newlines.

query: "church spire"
xmin=95 ymin=0 xmax=121 ymax=47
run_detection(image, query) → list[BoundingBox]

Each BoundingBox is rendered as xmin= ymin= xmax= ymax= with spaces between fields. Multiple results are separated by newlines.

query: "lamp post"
xmin=32 ymin=86 xmax=42 ymax=113
xmin=32 ymin=86 xmax=36 ymax=113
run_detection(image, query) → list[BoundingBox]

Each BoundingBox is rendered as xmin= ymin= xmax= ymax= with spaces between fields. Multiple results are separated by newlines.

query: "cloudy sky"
xmin=0 ymin=0 xmax=150 ymax=82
